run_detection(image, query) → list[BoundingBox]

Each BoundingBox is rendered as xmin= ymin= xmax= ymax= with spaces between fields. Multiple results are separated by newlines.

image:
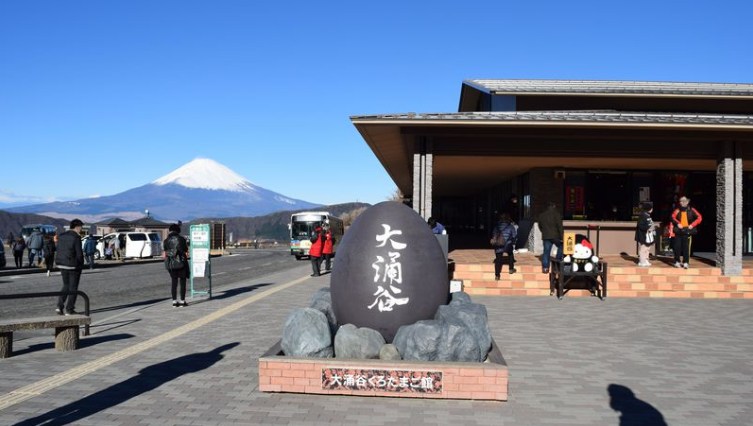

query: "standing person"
xmin=27 ymin=228 xmax=44 ymax=267
xmin=491 ymin=213 xmax=517 ymax=280
xmin=6 ymin=232 xmax=14 ymax=249
xmin=427 ymin=217 xmax=446 ymax=234
xmin=671 ymin=196 xmax=703 ymax=269
xmin=504 ymin=194 xmax=520 ymax=224
xmin=113 ymin=235 xmax=122 ymax=260
xmin=635 ymin=202 xmax=656 ymax=267
xmin=163 ymin=223 xmax=190 ymax=307
xmin=322 ymin=226 xmax=335 ymax=272
xmin=83 ymin=235 xmax=97 ymax=269
xmin=43 ymin=234 xmax=56 ymax=276
xmin=55 ymin=219 xmax=85 ymax=315
xmin=309 ymin=225 xmax=324 ymax=277
xmin=12 ymin=236 xmax=26 ymax=268
xmin=538 ymin=202 xmax=564 ymax=274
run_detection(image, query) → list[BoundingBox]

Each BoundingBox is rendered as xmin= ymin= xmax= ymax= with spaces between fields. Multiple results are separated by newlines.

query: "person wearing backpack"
xmin=27 ymin=229 xmax=44 ymax=267
xmin=12 ymin=236 xmax=26 ymax=268
xmin=83 ymin=235 xmax=97 ymax=269
xmin=163 ymin=223 xmax=190 ymax=307
xmin=491 ymin=213 xmax=517 ymax=280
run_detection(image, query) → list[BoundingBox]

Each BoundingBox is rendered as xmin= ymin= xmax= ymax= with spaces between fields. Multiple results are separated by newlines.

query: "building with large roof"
xmin=352 ymin=79 xmax=753 ymax=275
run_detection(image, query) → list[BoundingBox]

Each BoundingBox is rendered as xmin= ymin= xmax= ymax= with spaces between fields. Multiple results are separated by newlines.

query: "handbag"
xmin=645 ymin=231 xmax=655 ymax=244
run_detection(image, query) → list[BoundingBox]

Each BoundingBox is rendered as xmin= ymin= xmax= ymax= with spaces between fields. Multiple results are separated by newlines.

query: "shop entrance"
xmin=585 ymin=172 xmax=632 ymax=221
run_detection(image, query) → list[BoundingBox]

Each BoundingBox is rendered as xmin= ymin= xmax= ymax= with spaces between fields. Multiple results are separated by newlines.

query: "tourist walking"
xmin=671 ymin=196 xmax=703 ymax=269
xmin=322 ymin=226 xmax=335 ymax=272
xmin=163 ymin=223 xmax=190 ymax=307
xmin=12 ymin=236 xmax=25 ymax=268
xmin=537 ymin=202 xmax=564 ymax=274
xmin=55 ymin=219 xmax=85 ymax=315
xmin=43 ymin=234 xmax=56 ymax=276
xmin=309 ymin=225 xmax=324 ymax=277
xmin=83 ymin=235 xmax=97 ymax=269
xmin=27 ymin=228 xmax=44 ymax=267
xmin=491 ymin=213 xmax=517 ymax=280
xmin=635 ymin=202 xmax=656 ymax=267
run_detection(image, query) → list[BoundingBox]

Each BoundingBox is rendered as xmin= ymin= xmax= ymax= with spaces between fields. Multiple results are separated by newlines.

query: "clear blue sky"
xmin=1 ymin=1 xmax=751 ymax=207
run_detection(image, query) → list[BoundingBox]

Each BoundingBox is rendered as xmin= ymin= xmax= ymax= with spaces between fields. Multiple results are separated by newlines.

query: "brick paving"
xmin=0 ymin=263 xmax=752 ymax=425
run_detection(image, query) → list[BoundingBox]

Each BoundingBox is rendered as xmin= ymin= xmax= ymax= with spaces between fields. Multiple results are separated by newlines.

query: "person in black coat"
xmin=491 ymin=213 xmax=518 ymax=280
xmin=55 ymin=219 xmax=85 ymax=315
xmin=163 ymin=223 xmax=190 ymax=307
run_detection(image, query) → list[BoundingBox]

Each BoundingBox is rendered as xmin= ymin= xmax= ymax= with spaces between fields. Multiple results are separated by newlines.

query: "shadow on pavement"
xmin=11 ymin=333 xmax=135 ymax=357
xmin=211 ymin=283 xmax=272 ymax=300
xmin=91 ymin=298 xmax=168 ymax=314
xmin=13 ymin=342 xmax=240 ymax=426
xmin=608 ymin=383 xmax=667 ymax=426
xmin=89 ymin=319 xmax=141 ymax=335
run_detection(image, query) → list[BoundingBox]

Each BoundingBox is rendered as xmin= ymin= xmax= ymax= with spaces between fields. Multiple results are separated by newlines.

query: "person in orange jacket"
xmin=308 ymin=226 xmax=325 ymax=277
xmin=322 ymin=227 xmax=335 ymax=272
xmin=670 ymin=196 xmax=702 ymax=269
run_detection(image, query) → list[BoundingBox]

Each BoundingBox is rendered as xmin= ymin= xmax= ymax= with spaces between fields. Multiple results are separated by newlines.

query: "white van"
xmin=98 ymin=232 xmax=163 ymax=259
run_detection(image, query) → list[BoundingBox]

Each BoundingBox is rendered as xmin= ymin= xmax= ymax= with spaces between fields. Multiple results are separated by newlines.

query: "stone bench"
xmin=0 ymin=315 xmax=91 ymax=358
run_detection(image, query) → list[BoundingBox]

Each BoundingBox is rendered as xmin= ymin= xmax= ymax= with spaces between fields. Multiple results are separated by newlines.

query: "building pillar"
xmin=411 ymin=139 xmax=433 ymax=219
xmin=716 ymin=141 xmax=743 ymax=275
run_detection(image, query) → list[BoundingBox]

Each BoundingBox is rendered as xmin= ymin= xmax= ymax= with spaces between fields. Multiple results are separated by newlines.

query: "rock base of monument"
xmin=258 ymin=338 xmax=508 ymax=401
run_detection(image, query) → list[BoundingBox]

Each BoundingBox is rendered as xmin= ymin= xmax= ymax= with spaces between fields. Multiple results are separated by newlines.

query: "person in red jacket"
xmin=309 ymin=226 xmax=324 ymax=277
xmin=670 ymin=196 xmax=702 ymax=269
xmin=322 ymin=227 xmax=335 ymax=272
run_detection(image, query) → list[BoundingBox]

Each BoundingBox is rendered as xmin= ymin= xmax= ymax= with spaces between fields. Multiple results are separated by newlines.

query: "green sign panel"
xmin=190 ymin=224 xmax=212 ymax=298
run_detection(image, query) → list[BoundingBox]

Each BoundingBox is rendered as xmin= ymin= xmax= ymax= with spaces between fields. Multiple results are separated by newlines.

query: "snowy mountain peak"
xmin=152 ymin=158 xmax=255 ymax=192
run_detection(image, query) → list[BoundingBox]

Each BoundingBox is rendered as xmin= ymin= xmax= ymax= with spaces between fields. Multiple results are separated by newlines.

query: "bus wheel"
xmin=295 ymin=255 xmax=302 ymax=260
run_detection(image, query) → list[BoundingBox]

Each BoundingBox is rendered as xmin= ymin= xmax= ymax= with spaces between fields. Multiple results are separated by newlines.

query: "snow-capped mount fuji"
xmin=7 ymin=158 xmax=321 ymax=222
xmin=153 ymin=158 xmax=257 ymax=192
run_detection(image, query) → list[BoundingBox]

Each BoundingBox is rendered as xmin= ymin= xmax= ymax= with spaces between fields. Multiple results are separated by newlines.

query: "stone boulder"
xmin=436 ymin=321 xmax=482 ymax=362
xmin=379 ymin=343 xmax=402 ymax=361
xmin=310 ymin=287 xmax=338 ymax=334
xmin=392 ymin=320 xmax=443 ymax=361
xmin=281 ymin=308 xmax=333 ymax=358
xmin=449 ymin=291 xmax=472 ymax=305
xmin=334 ymin=324 xmax=385 ymax=359
xmin=435 ymin=303 xmax=492 ymax=359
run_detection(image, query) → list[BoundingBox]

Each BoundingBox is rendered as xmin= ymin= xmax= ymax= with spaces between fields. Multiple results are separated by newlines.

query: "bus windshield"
xmin=291 ymin=221 xmax=319 ymax=240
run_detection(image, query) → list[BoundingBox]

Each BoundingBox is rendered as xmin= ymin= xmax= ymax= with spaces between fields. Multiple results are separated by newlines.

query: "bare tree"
xmin=388 ymin=188 xmax=404 ymax=202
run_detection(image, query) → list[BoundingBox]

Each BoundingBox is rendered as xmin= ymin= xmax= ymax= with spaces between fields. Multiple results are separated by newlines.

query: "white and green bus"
xmin=289 ymin=211 xmax=344 ymax=260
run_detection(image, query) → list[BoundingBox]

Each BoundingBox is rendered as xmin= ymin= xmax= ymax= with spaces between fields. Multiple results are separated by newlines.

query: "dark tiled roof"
xmin=96 ymin=218 xmax=131 ymax=226
xmin=130 ymin=217 xmax=169 ymax=227
xmin=465 ymin=79 xmax=753 ymax=97
xmin=351 ymin=111 xmax=753 ymax=126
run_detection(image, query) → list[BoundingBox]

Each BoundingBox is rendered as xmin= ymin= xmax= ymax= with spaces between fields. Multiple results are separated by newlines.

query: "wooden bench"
xmin=549 ymin=259 xmax=608 ymax=300
xmin=0 ymin=315 xmax=91 ymax=358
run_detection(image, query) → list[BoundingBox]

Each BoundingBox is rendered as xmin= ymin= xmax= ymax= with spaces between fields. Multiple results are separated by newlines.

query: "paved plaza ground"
xmin=1 ymin=263 xmax=752 ymax=425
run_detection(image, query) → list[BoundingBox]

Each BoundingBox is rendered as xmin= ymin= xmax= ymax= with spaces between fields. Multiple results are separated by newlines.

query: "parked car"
xmin=97 ymin=232 xmax=163 ymax=259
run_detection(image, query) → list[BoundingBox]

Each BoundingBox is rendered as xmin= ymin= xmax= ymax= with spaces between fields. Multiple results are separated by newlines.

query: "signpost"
xmin=190 ymin=224 xmax=212 ymax=298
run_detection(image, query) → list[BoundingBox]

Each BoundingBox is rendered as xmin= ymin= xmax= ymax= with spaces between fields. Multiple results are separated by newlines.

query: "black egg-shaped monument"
xmin=330 ymin=201 xmax=449 ymax=342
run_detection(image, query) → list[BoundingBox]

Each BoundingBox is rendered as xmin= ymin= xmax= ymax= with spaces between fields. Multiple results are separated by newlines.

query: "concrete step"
xmin=453 ymin=263 xmax=753 ymax=299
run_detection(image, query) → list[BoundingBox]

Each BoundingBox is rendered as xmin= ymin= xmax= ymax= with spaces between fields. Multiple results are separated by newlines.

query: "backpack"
xmin=490 ymin=229 xmax=506 ymax=247
xmin=164 ymin=235 xmax=186 ymax=270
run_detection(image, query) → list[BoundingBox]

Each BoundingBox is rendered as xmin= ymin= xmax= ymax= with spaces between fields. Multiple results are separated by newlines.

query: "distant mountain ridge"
xmin=0 ymin=203 xmax=371 ymax=243
xmin=6 ymin=158 xmax=321 ymax=222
